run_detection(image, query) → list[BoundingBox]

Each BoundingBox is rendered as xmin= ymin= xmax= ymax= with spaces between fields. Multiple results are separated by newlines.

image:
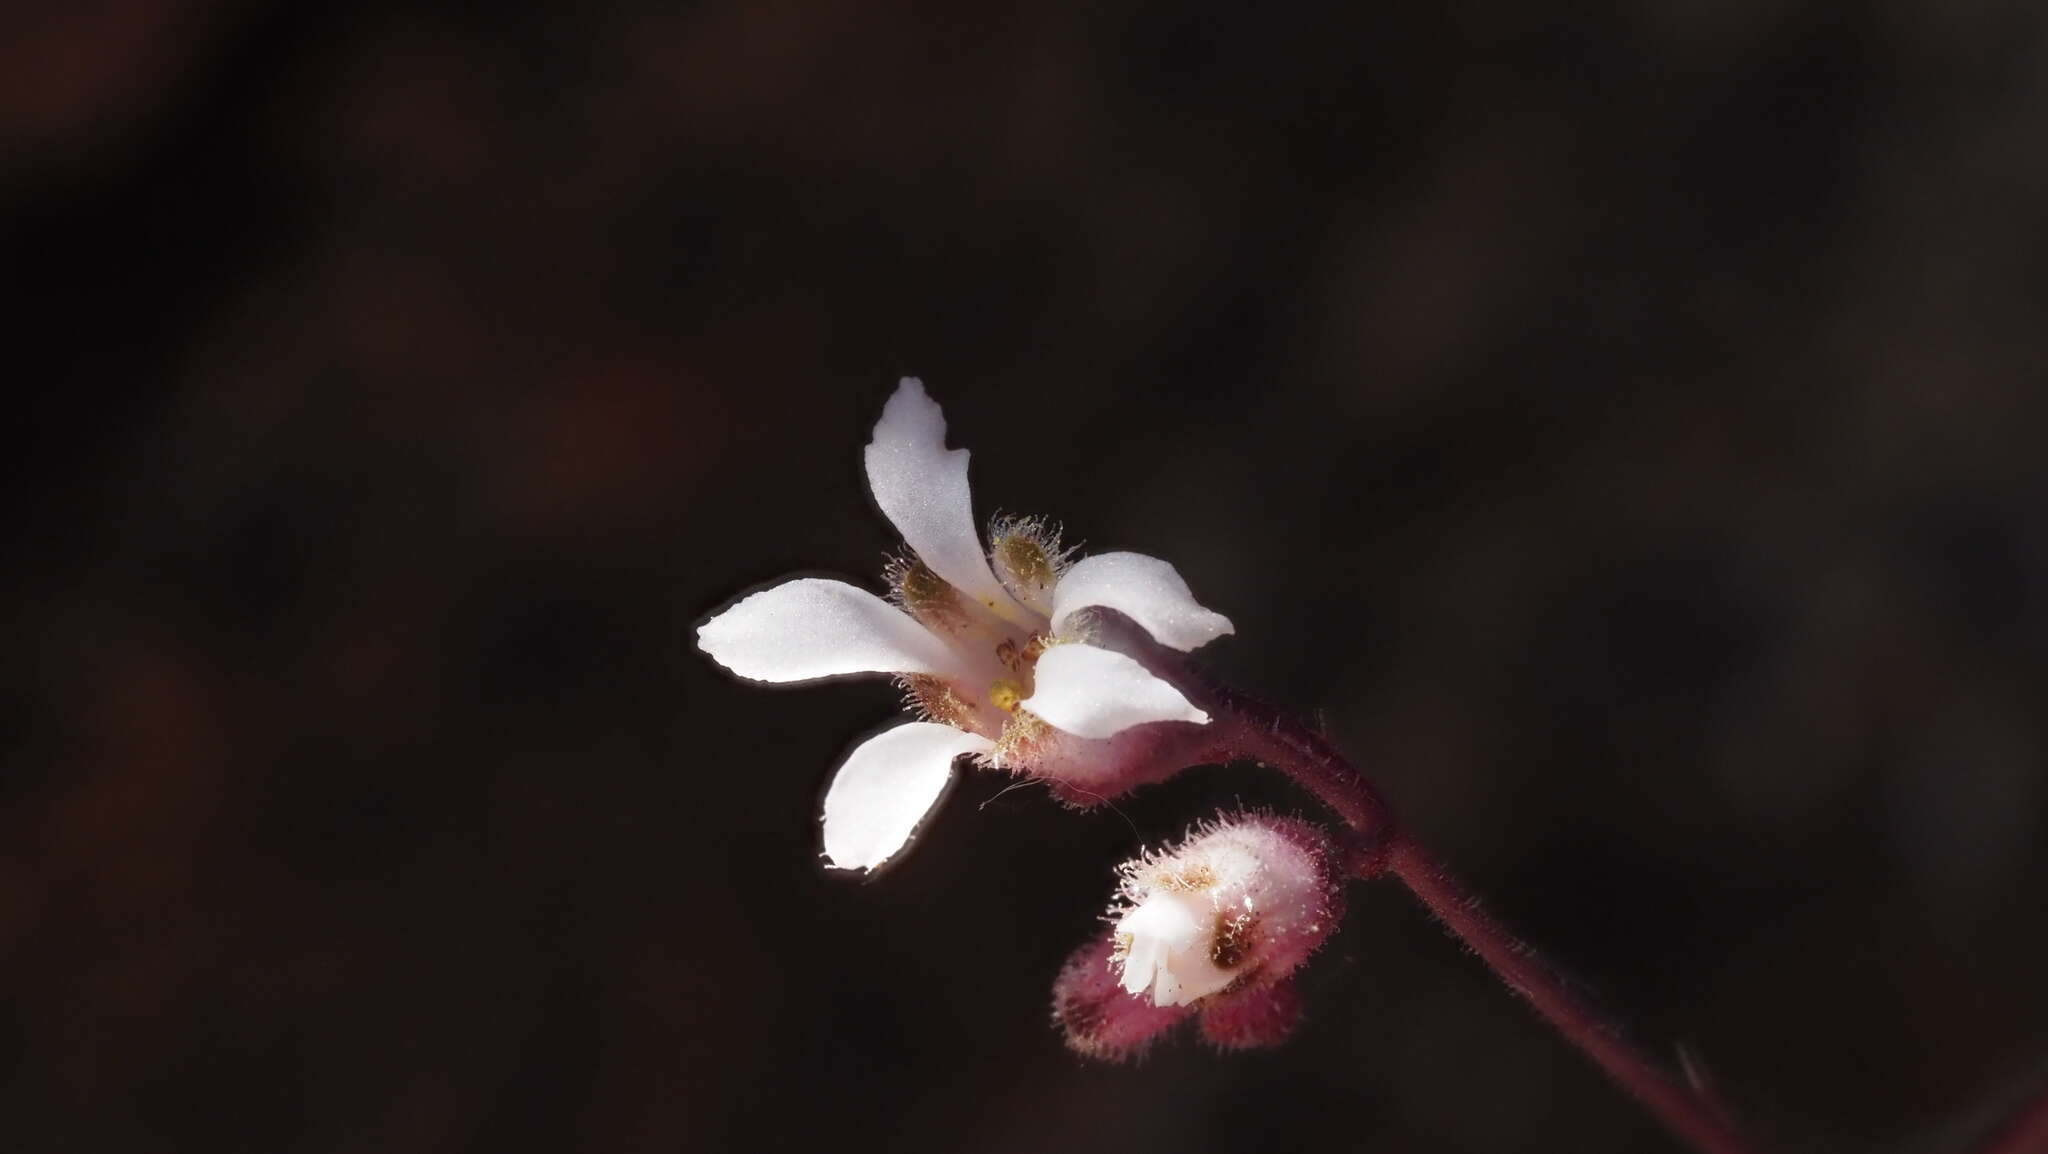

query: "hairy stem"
xmin=1972 ymin=1082 xmax=2048 ymax=1154
xmin=1166 ymin=655 xmax=1760 ymax=1154
xmin=1384 ymin=838 xmax=1755 ymax=1154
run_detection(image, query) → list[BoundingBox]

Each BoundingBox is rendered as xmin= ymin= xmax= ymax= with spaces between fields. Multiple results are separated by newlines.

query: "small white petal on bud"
xmin=1116 ymin=888 xmax=1236 ymax=1005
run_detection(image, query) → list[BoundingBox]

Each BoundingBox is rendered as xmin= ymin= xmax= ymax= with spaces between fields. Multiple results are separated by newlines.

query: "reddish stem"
xmin=1973 ymin=1083 xmax=2048 ymax=1154
xmin=1197 ymin=688 xmax=1395 ymax=841
xmin=1385 ymin=838 xmax=1755 ymax=1154
xmin=1162 ymin=653 xmax=1760 ymax=1154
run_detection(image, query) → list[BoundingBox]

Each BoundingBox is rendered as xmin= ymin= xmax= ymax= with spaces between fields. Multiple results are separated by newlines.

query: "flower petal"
xmin=821 ymin=722 xmax=995 ymax=871
xmin=1050 ymin=552 xmax=1234 ymax=651
xmin=1117 ymin=890 xmax=1235 ymax=1006
xmin=1019 ymin=643 xmax=1209 ymax=739
xmin=697 ymin=578 xmax=962 ymax=682
xmin=864 ymin=378 xmax=1032 ymax=625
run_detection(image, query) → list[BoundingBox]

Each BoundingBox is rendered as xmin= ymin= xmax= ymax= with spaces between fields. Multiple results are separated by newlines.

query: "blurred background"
xmin=5 ymin=2 xmax=2047 ymax=1151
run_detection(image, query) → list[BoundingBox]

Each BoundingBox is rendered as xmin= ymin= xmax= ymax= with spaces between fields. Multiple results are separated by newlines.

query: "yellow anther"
xmin=989 ymin=678 xmax=1026 ymax=713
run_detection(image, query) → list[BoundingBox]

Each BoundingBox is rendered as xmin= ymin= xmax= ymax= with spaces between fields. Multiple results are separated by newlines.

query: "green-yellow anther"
xmin=994 ymin=534 xmax=1055 ymax=591
xmin=897 ymin=560 xmax=953 ymax=610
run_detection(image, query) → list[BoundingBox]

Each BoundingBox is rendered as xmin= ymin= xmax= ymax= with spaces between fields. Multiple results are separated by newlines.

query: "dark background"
xmin=5 ymin=2 xmax=2047 ymax=1152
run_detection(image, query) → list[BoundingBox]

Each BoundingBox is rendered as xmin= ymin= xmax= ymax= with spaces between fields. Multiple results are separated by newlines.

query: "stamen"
xmin=899 ymin=674 xmax=974 ymax=728
xmin=988 ymin=514 xmax=1073 ymax=615
xmin=995 ymin=535 xmax=1055 ymax=589
xmin=886 ymin=556 xmax=969 ymax=629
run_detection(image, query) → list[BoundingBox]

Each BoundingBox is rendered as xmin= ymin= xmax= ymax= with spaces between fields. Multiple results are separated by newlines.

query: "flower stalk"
xmin=1972 ymin=1083 xmax=2048 ymax=1154
xmin=1384 ymin=839 xmax=1754 ymax=1154
xmin=1148 ymin=639 xmax=1761 ymax=1154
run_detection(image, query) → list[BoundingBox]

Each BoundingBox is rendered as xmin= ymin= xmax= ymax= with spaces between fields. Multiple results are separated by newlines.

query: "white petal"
xmin=698 ymin=578 xmax=962 ymax=682
xmin=1115 ymin=892 xmax=1232 ymax=1006
xmin=1050 ymin=552 xmax=1234 ymax=651
xmin=864 ymin=378 xmax=1032 ymax=625
xmin=1117 ymin=896 xmax=1199 ymax=998
xmin=820 ymin=722 xmax=995 ymax=871
xmin=1019 ymin=643 xmax=1209 ymax=739
xmin=1116 ymin=892 xmax=1235 ymax=1006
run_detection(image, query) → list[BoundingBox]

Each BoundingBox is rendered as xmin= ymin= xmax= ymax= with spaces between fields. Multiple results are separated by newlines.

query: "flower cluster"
xmin=697 ymin=378 xmax=1789 ymax=1145
xmin=697 ymin=378 xmax=1346 ymax=1059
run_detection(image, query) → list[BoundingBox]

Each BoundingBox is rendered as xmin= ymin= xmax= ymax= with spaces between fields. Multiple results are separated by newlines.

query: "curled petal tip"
xmin=1019 ymin=643 xmax=1209 ymax=740
xmin=1051 ymin=551 xmax=1234 ymax=652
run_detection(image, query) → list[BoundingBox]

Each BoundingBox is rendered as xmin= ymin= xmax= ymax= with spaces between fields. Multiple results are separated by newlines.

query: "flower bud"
xmin=1196 ymin=978 xmax=1303 ymax=1050
xmin=1111 ymin=815 xmax=1343 ymax=1008
xmin=1054 ymin=815 xmax=1344 ymax=1059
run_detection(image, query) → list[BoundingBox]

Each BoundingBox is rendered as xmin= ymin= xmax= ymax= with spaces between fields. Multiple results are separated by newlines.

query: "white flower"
xmin=697 ymin=378 xmax=1235 ymax=872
